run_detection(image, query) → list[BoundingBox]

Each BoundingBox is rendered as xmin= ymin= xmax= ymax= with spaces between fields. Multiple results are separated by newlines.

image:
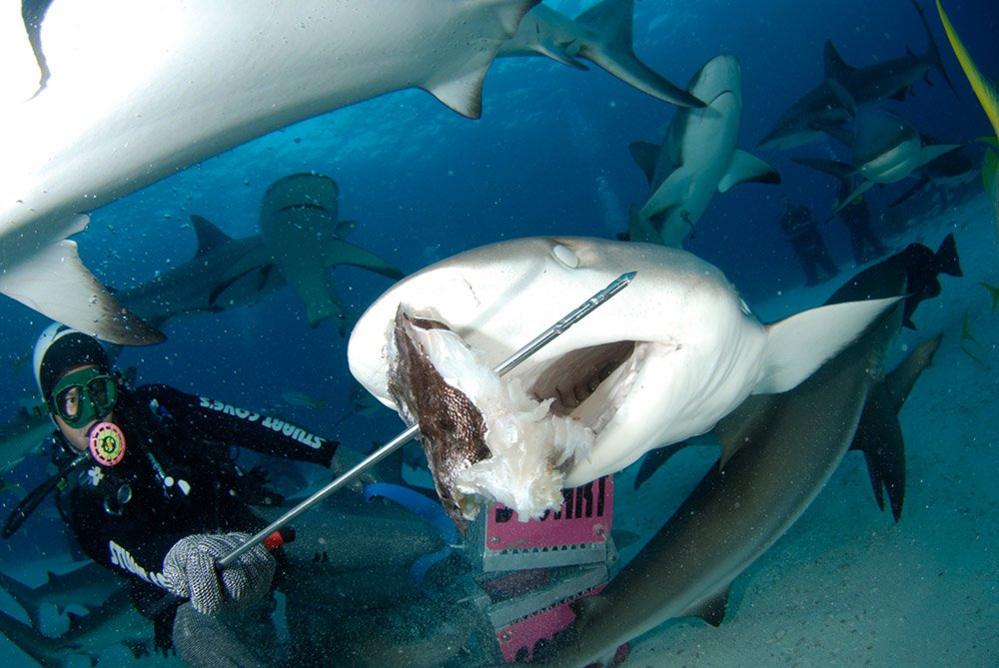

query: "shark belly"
xmin=0 ymin=0 xmax=529 ymax=303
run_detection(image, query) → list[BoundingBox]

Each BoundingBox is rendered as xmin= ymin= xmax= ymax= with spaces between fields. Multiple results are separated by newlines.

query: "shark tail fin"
xmin=756 ymin=297 xmax=901 ymax=394
xmin=937 ymin=1 xmax=999 ymax=136
xmin=934 ymin=233 xmax=963 ymax=277
xmin=0 ymin=229 xmax=165 ymax=345
xmin=574 ymin=0 xmax=704 ymax=108
xmin=909 ymin=0 xmax=958 ymax=95
xmin=852 ymin=334 xmax=942 ymax=521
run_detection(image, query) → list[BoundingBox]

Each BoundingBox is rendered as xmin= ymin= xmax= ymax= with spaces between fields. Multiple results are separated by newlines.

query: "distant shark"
xmin=0 ymin=0 xmax=701 ymax=345
xmin=0 ymin=402 xmax=51 ymax=476
xmin=543 ymin=254 xmax=941 ymax=667
xmin=624 ymin=54 xmax=780 ymax=247
xmin=0 ymin=563 xmax=123 ymax=633
xmin=499 ymin=0 xmax=703 ymax=108
xmin=758 ymin=0 xmax=955 ymax=151
xmin=348 ymin=237 xmax=896 ymax=510
xmin=794 ymin=107 xmax=961 ymax=210
xmin=119 ymin=174 xmax=404 ymax=333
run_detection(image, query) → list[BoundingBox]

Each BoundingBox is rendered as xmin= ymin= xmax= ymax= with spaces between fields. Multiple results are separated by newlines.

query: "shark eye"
xmin=551 ymin=243 xmax=579 ymax=269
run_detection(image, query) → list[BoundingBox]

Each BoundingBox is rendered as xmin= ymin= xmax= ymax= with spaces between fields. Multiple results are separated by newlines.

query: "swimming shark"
xmin=119 ymin=174 xmax=404 ymax=333
xmin=0 ymin=562 xmax=123 ymax=632
xmin=795 ymin=108 xmax=961 ymax=211
xmin=0 ymin=0 xmax=543 ymax=344
xmin=0 ymin=402 xmax=51 ymax=475
xmin=624 ymin=54 xmax=780 ymax=247
xmin=498 ymin=0 xmax=703 ymax=108
xmin=758 ymin=0 xmax=954 ymax=151
xmin=347 ymin=237 xmax=897 ymax=513
xmin=541 ymin=255 xmax=940 ymax=667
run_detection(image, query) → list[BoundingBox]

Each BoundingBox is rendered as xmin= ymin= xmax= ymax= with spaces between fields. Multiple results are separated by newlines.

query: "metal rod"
xmin=219 ymin=270 xmax=637 ymax=568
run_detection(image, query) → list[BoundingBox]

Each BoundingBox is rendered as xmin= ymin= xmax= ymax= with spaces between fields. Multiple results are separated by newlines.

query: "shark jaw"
xmin=388 ymin=307 xmax=595 ymax=527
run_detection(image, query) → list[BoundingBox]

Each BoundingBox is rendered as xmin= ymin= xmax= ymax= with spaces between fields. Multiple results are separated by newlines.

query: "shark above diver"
xmin=118 ymin=173 xmax=404 ymax=334
xmin=623 ymin=54 xmax=780 ymax=247
xmin=541 ymin=248 xmax=943 ymax=667
xmin=347 ymin=236 xmax=896 ymax=523
xmin=0 ymin=0 xmax=699 ymax=345
xmin=794 ymin=106 xmax=961 ymax=211
xmin=759 ymin=0 xmax=955 ymax=151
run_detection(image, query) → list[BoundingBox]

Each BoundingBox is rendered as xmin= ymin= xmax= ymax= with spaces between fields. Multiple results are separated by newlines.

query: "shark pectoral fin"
xmin=189 ymin=214 xmax=233 ymax=258
xmin=533 ymin=38 xmax=588 ymax=70
xmin=825 ymin=76 xmax=858 ymax=115
xmin=834 ymin=180 xmax=875 ymax=214
xmin=885 ymin=334 xmax=943 ymax=413
xmin=640 ymin=170 xmax=685 ymax=221
xmin=633 ymin=441 xmax=691 ymax=489
xmin=718 ymin=150 xmax=781 ymax=193
xmin=335 ymin=219 xmax=358 ymax=239
xmin=917 ymin=143 xmax=963 ymax=168
xmin=0 ymin=238 xmax=165 ymax=345
xmin=574 ymin=0 xmax=703 ymax=108
xmin=756 ymin=297 xmax=901 ymax=394
xmin=683 ymin=586 xmax=731 ymax=627
xmin=423 ymin=66 xmax=490 ymax=119
xmin=851 ymin=387 xmax=906 ymax=521
xmin=323 ymin=239 xmax=405 ymax=280
xmin=628 ymin=141 xmax=661 ymax=184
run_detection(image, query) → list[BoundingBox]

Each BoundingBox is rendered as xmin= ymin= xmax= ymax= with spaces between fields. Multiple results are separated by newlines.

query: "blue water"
xmin=0 ymin=0 xmax=997 ymax=664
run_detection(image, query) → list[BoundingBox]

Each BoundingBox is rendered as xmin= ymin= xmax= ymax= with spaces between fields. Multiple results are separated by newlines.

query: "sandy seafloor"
xmin=0 ymin=195 xmax=995 ymax=666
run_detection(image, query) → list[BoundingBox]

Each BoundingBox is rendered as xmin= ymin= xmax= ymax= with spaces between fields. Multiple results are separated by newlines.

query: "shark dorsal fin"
xmin=823 ymin=40 xmax=857 ymax=81
xmin=190 ymin=214 xmax=233 ymax=258
xmin=683 ymin=586 xmax=731 ymax=627
xmin=628 ymin=141 xmax=661 ymax=184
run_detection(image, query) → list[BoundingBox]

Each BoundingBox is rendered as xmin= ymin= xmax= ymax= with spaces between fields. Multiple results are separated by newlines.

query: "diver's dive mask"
xmin=48 ymin=367 xmax=118 ymax=429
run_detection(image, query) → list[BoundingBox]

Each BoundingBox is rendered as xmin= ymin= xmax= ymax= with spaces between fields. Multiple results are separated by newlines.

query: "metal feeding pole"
xmin=218 ymin=270 xmax=637 ymax=568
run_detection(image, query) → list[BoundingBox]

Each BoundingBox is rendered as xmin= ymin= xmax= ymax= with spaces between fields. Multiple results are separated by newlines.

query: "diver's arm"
xmin=136 ymin=384 xmax=336 ymax=466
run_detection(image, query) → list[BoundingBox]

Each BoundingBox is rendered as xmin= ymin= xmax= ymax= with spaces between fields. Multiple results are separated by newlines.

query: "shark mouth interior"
xmin=387 ymin=306 xmax=647 ymax=527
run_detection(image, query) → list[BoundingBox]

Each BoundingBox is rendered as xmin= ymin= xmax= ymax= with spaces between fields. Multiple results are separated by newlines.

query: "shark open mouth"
xmin=387 ymin=306 xmax=643 ymax=529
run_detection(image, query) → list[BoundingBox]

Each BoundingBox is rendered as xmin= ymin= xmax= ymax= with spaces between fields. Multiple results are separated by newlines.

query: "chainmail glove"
xmin=162 ymin=532 xmax=276 ymax=616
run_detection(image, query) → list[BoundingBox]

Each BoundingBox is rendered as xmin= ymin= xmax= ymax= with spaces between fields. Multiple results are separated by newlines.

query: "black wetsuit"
xmin=837 ymin=197 xmax=886 ymax=265
xmin=53 ymin=384 xmax=336 ymax=649
xmin=779 ymin=204 xmax=837 ymax=285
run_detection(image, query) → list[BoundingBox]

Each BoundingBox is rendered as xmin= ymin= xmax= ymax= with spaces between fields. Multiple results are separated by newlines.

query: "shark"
xmin=794 ymin=107 xmax=961 ymax=210
xmin=624 ymin=54 xmax=780 ymax=247
xmin=118 ymin=173 xmax=404 ymax=333
xmin=758 ymin=0 xmax=954 ymax=151
xmin=0 ymin=0 xmax=701 ymax=345
xmin=0 ymin=562 xmax=123 ymax=633
xmin=498 ymin=0 xmax=703 ymax=108
xmin=0 ymin=402 xmax=52 ymax=475
xmin=347 ymin=236 xmax=896 ymax=521
xmin=541 ymin=253 xmax=941 ymax=667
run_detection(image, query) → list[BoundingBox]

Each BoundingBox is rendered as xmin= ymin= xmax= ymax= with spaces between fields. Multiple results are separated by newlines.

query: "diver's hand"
xmin=162 ymin=532 xmax=275 ymax=615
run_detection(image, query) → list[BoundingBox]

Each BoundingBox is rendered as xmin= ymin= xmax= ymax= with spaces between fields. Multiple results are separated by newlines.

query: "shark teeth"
xmin=388 ymin=306 xmax=594 ymax=525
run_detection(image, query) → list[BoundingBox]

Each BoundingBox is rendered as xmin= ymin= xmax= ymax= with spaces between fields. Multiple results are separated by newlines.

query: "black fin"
xmin=851 ymin=389 xmax=906 ymax=521
xmin=685 ymin=587 xmax=730 ymax=627
xmin=934 ymin=233 xmax=962 ymax=277
xmin=190 ymin=214 xmax=233 ymax=258
xmin=634 ymin=441 xmax=690 ymax=489
xmin=823 ymin=40 xmax=857 ymax=81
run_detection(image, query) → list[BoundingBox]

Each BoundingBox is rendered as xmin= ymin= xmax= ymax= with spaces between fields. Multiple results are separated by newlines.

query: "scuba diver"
xmin=11 ymin=323 xmax=338 ymax=665
xmin=778 ymin=198 xmax=838 ymax=285
xmin=836 ymin=182 xmax=887 ymax=266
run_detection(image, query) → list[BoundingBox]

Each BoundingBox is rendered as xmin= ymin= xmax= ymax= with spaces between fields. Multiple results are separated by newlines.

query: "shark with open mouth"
xmin=348 ymin=237 xmax=897 ymax=525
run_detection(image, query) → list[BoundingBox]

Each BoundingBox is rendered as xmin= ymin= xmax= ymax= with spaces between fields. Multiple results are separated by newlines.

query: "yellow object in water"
xmin=937 ymin=1 xmax=999 ymax=228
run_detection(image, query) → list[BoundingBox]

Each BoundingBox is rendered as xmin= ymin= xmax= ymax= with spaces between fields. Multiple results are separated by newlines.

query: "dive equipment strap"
xmin=218 ymin=271 xmax=638 ymax=569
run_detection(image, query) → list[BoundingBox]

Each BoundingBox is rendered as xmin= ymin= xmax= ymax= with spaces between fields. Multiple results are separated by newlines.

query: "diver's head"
xmin=34 ymin=324 xmax=117 ymax=452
